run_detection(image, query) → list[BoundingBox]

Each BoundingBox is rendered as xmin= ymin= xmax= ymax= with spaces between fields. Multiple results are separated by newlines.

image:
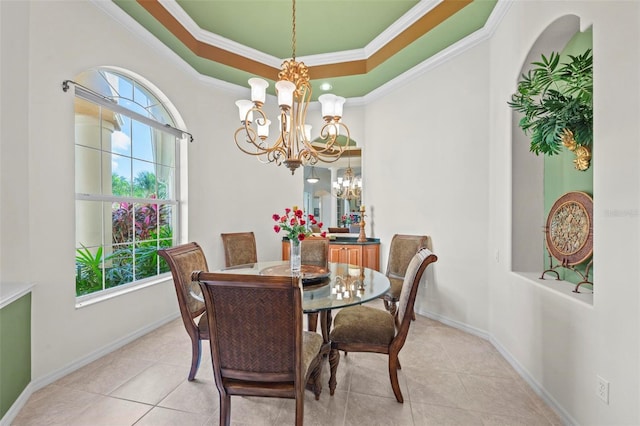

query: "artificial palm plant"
xmin=508 ymin=49 xmax=593 ymax=170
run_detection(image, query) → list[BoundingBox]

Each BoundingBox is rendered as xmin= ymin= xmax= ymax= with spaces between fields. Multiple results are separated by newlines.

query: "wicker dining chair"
xmin=327 ymin=227 xmax=349 ymax=233
xmin=301 ymin=237 xmax=329 ymax=268
xmin=220 ymin=232 xmax=258 ymax=267
xmin=193 ymin=271 xmax=329 ymax=426
xmin=328 ymin=248 xmax=437 ymax=403
xmin=301 ymin=237 xmax=329 ymax=332
xmin=382 ymin=234 xmax=432 ymax=317
xmin=157 ymin=242 xmax=209 ymax=381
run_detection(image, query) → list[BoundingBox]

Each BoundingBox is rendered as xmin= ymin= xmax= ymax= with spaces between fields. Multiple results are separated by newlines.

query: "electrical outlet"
xmin=596 ymin=375 xmax=609 ymax=404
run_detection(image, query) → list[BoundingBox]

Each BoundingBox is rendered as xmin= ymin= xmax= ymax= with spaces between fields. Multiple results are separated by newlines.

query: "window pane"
xmin=135 ymin=202 xmax=159 ymax=242
xmin=76 ymin=200 xmax=103 ymax=247
xmin=112 ymin=116 xmax=132 ymax=157
xmin=74 ymin=98 xmax=102 ymax=150
xmin=154 ymin=131 xmax=176 ymax=167
xmin=158 ymin=238 xmax=172 ymax=274
xmin=105 ymin=244 xmax=133 ymax=289
xmin=112 ymin=201 xmax=134 ymax=244
xmin=75 ymin=146 xmax=102 ymax=194
xmin=132 ymin=120 xmax=154 ymax=162
xmin=108 ymin=153 xmax=132 ymax=196
xmin=132 ymin=160 xmax=156 ymax=198
xmin=75 ymin=244 xmax=104 ymax=296
xmin=156 ymin=165 xmax=174 ymax=200
xmin=134 ymin=242 xmax=159 ymax=280
xmin=114 ymin=76 xmax=133 ymax=102
xmin=111 ymin=129 xmax=132 ymax=158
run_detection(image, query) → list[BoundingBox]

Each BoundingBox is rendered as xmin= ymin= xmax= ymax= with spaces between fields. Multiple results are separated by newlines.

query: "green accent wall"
xmin=0 ymin=293 xmax=31 ymax=419
xmin=543 ymin=28 xmax=594 ymax=286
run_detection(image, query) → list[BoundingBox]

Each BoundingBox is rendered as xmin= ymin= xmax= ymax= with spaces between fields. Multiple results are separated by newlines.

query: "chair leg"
xmin=295 ymin=391 xmax=304 ymax=426
xmin=412 ymin=309 xmax=416 ymax=321
xmin=188 ymin=338 xmax=201 ymax=381
xmin=310 ymin=361 xmax=323 ymax=400
xmin=220 ymin=393 xmax=231 ymax=426
xmin=388 ymin=353 xmax=404 ymax=403
xmin=307 ymin=312 xmax=318 ymax=332
xmin=389 ymin=302 xmax=397 ymax=317
xmin=328 ymin=348 xmax=340 ymax=396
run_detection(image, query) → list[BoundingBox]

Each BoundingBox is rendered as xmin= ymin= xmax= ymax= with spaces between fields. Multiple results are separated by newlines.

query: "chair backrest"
xmin=193 ymin=272 xmax=303 ymax=386
xmin=301 ymin=237 xmax=329 ymax=268
xmin=395 ymin=248 xmax=437 ymax=338
xmin=386 ymin=234 xmax=432 ymax=280
xmin=221 ymin=232 xmax=258 ymax=267
xmin=328 ymin=227 xmax=349 ymax=233
xmin=158 ymin=242 xmax=208 ymax=329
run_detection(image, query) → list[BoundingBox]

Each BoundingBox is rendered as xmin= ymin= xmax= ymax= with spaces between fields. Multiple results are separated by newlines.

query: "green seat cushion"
xmin=330 ymin=306 xmax=395 ymax=346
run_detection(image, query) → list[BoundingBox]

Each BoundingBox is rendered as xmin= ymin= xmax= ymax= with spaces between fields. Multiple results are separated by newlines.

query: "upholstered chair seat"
xmin=330 ymin=306 xmax=395 ymax=345
xmin=302 ymin=331 xmax=324 ymax=374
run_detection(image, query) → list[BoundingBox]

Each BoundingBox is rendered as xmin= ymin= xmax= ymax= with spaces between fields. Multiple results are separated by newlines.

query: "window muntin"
xmin=74 ymin=69 xmax=180 ymax=298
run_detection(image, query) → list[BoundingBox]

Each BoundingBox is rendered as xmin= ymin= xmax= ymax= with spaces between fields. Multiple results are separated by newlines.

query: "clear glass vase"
xmin=290 ymin=239 xmax=301 ymax=274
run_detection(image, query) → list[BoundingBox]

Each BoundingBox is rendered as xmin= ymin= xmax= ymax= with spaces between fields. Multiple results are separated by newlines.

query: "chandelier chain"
xmin=291 ymin=0 xmax=297 ymax=60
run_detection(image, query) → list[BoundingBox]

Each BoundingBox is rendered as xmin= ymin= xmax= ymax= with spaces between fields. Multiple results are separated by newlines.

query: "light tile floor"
xmin=13 ymin=304 xmax=563 ymax=425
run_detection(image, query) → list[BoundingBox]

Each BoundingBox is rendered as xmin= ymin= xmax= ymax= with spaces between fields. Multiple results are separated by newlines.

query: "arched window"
xmin=73 ymin=67 xmax=186 ymax=301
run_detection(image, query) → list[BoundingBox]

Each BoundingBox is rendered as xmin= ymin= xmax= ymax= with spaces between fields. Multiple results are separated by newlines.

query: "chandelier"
xmin=234 ymin=0 xmax=350 ymax=175
xmin=333 ymin=148 xmax=362 ymax=201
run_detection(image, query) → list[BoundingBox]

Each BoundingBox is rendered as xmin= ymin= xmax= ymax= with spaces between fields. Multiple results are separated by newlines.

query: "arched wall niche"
xmin=511 ymin=15 xmax=583 ymax=273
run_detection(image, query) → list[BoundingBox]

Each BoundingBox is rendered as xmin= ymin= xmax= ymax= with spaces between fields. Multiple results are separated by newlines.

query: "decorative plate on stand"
xmin=541 ymin=191 xmax=594 ymax=293
xmin=545 ymin=191 xmax=593 ymax=265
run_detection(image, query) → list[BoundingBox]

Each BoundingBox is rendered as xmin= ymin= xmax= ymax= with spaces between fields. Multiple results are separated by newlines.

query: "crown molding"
xmin=91 ymin=0 xmax=247 ymax=96
xmin=159 ymin=0 xmax=283 ymax=68
xmin=364 ymin=0 xmax=512 ymax=103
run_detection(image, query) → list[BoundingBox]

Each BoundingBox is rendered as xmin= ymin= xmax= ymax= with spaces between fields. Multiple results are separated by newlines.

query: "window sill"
xmin=75 ymin=273 xmax=172 ymax=309
xmin=511 ymin=271 xmax=594 ymax=307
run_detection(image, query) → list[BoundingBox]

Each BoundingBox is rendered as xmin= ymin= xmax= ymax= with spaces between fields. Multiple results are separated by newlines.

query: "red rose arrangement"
xmin=273 ymin=206 xmax=326 ymax=242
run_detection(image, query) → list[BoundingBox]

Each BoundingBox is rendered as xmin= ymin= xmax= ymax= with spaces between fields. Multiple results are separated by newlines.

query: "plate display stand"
xmin=540 ymin=191 xmax=594 ymax=293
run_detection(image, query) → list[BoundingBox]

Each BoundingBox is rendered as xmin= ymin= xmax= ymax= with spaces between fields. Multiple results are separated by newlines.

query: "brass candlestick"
xmin=357 ymin=205 xmax=367 ymax=242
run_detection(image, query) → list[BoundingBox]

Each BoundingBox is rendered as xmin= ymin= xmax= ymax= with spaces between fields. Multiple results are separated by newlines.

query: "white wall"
xmin=365 ymin=41 xmax=491 ymax=332
xmin=488 ymin=2 xmax=640 ymax=425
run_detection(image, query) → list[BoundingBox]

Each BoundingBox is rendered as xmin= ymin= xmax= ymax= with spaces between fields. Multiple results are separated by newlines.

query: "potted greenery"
xmin=508 ymin=49 xmax=593 ymax=170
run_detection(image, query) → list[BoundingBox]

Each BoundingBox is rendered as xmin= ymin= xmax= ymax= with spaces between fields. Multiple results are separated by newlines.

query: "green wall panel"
xmin=543 ymin=28 xmax=594 ymax=286
xmin=0 ymin=293 xmax=31 ymax=419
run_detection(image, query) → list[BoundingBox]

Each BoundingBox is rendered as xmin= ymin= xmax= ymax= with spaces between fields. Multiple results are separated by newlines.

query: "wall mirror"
xmin=303 ymin=146 xmax=361 ymax=230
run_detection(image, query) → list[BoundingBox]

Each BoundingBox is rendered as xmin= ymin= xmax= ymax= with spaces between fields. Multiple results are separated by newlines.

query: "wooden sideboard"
xmin=282 ymin=237 xmax=380 ymax=271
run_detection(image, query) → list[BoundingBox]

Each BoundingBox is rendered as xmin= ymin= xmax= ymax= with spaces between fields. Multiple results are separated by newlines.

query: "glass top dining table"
xmin=207 ymin=260 xmax=391 ymax=341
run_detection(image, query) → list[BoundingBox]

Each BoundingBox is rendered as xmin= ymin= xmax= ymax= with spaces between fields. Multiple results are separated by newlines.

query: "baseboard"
xmin=0 ymin=312 xmax=179 ymax=426
xmin=0 ymin=382 xmax=35 ymax=426
xmin=416 ymin=308 xmax=574 ymax=426
xmin=488 ymin=335 xmax=576 ymax=426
